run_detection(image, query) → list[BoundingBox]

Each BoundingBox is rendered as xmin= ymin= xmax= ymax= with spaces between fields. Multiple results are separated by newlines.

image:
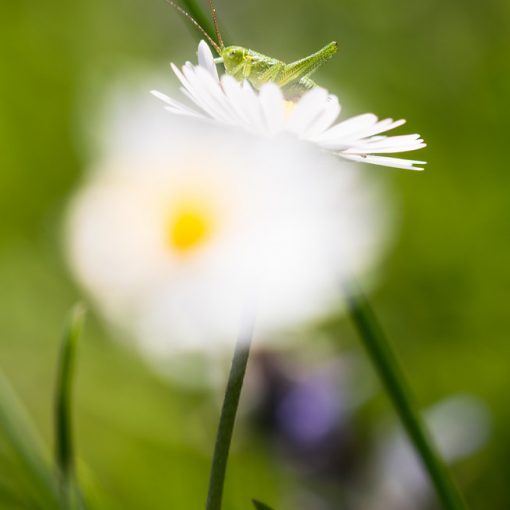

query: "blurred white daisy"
xmin=66 ymin=93 xmax=390 ymax=360
xmin=151 ymin=41 xmax=426 ymax=171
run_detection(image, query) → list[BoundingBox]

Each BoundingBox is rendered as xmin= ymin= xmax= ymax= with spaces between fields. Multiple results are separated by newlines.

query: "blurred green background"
xmin=0 ymin=0 xmax=509 ymax=508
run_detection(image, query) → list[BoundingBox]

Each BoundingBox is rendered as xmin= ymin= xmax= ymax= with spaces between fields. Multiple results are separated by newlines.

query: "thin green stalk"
xmin=0 ymin=372 xmax=60 ymax=509
xmin=252 ymin=499 xmax=275 ymax=510
xmin=206 ymin=315 xmax=255 ymax=510
xmin=54 ymin=304 xmax=86 ymax=510
xmin=173 ymin=0 xmax=231 ymax=47
xmin=175 ymin=0 xmax=217 ymax=43
xmin=345 ymin=284 xmax=467 ymax=510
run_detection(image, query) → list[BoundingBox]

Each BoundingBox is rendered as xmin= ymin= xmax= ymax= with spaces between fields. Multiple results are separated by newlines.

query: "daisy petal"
xmin=220 ymin=75 xmax=252 ymax=128
xmin=305 ymin=95 xmax=341 ymax=139
xmin=317 ymin=113 xmax=379 ymax=147
xmin=197 ymin=40 xmax=219 ymax=82
xmin=346 ymin=135 xmax=427 ymax=154
xmin=239 ymin=80 xmax=265 ymax=133
xmin=287 ymin=87 xmax=330 ymax=137
xmin=259 ymin=83 xmax=285 ymax=134
xmin=352 ymin=118 xmax=407 ymax=140
xmin=150 ymin=90 xmax=202 ymax=117
xmin=345 ymin=143 xmax=427 ymax=154
xmin=340 ymin=154 xmax=427 ymax=171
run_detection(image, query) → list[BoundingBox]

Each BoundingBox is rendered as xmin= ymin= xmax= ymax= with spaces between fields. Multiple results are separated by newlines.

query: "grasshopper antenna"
xmin=167 ymin=1 xmax=222 ymax=54
xmin=207 ymin=0 xmax=224 ymax=50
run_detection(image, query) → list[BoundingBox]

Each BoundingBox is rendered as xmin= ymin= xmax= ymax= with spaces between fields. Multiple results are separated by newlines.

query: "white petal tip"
xmin=150 ymin=90 xmax=166 ymax=100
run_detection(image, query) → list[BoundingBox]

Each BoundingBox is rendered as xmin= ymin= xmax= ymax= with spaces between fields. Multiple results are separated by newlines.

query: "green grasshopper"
xmin=170 ymin=0 xmax=338 ymax=99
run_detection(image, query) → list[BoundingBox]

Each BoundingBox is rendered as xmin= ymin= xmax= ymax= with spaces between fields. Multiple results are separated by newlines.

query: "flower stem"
xmin=206 ymin=316 xmax=255 ymax=510
xmin=177 ymin=0 xmax=218 ymax=44
xmin=346 ymin=284 xmax=467 ymax=510
xmin=54 ymin=304 xmax=87 ymax=510
xmin=0 ymin=373 xmax=60 ymax=508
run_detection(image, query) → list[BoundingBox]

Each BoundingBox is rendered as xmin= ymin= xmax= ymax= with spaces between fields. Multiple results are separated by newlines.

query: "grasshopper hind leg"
xmin=284 ymin=77 xmax=318 ymax=101
xmin=298 ymin=76 xmax=317 ymax=90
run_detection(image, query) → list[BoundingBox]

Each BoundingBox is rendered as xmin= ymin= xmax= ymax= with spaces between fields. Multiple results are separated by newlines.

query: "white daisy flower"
xmin=66 ymin=93 xmax=390 ymax=361
xmin=151 ymin=41 xmax=426 ymax=171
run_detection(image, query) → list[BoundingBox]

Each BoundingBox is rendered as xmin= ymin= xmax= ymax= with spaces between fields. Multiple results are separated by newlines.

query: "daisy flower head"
xmin=66 ymin=93 xmax=391 ymax=362
xmin=152 ymin=41 xmax=426 ymax=171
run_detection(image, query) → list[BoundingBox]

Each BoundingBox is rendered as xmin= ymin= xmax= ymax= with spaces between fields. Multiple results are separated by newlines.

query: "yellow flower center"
xmin=284 ymin=100 xmax=296 ymax=118
xmin=167 ymin=204 xmax=212 ymax=253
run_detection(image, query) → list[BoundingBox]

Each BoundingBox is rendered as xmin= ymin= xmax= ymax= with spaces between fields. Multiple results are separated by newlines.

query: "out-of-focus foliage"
xmin=0 ymin=0 xmax=509 ymax=508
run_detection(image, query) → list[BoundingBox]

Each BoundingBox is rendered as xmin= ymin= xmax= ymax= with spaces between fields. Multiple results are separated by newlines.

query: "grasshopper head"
xmin=221 ymin=46 xmax=248 ymax=76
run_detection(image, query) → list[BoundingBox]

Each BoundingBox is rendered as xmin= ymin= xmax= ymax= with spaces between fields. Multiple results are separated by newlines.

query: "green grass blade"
xmin=252 ymin=499 xmax=275 ymax=510
xmin=54 ymin=304 xmax=86 ymax=509
xmin=173 ymin=0 xmax=231 ymax=48
xmin=175 ymin=0 xmax=217 ymax=43
xmin=0 ymin=372 xmax=60 ymax=509
xmin=205 ymin=314 xmax=255 ymax=510
xmin=345 ymin=284 xmax=468 ymax=510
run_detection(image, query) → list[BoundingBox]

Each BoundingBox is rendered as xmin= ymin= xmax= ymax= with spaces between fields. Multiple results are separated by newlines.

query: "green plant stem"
xmin=54 ymin=304 xmax=86 ymax=510
xmin=174 ymin=0 xmax=231 ymax=47
xmin=346 ymin=284 xmax=467 ymax=510
xmin=206 ymin=316 xmax=255 ymax=510
xmin=176 ymin=0 xmax=217 ymax=43
xmin=252 ymin=499 xmax=275 ymax=510
xmin=0 ymin=373 xmax=60 ymax=509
